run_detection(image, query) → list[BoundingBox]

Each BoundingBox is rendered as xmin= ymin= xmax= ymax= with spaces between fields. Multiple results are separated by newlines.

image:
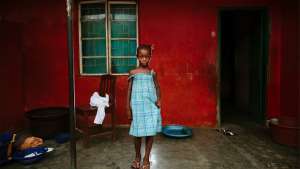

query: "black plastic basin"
xmin=26 ymin=107 xmax=69 ymax=139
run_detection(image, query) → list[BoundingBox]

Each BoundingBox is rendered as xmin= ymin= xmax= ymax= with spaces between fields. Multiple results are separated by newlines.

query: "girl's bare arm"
xmin=153 ymin=72 xmax=161 ymax=107
xmin=127 ymin=76 xmax=133 ymax=120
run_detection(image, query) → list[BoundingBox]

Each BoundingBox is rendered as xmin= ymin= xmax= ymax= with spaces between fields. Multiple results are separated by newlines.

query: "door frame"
xmin=216 ymin=7 xmax=270 ymax=127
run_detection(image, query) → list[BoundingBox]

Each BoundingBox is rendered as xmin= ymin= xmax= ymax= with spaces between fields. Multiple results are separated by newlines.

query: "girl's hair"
xmin=137 ymin=44 xmax=153 ymax=56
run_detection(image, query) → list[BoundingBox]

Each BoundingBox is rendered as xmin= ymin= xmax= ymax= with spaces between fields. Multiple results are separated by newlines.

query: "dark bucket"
xmin=271 ymin=124 xmax=299 ymax=147
xmin=26 ymin=107 xmax=69 ymax=139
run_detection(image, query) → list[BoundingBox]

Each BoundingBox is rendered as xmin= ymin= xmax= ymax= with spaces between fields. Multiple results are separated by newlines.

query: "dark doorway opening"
xmin=219 ymin=9 xmax=269 ymax=125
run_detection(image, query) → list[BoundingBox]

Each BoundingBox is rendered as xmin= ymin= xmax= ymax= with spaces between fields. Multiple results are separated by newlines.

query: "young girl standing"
xmin=127 ymin=44 xmax=162 ymax=169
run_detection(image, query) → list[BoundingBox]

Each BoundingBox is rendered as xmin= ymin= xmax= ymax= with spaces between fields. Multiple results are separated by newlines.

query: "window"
xmin=79 ymin=1 xmax=138 ymax=75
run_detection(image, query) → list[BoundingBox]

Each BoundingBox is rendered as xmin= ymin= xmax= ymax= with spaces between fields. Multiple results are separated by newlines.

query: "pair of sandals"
xmin=131 ymin=160 xmax=150 ymax=169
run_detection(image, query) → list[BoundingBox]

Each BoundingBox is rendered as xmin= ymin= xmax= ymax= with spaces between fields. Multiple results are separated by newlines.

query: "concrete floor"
xmin=1 ymin=124 xmax=299 ymax=169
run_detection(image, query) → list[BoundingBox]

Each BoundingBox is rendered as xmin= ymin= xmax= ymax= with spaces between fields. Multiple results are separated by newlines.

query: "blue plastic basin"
xmin=162 ymin=125 xmax=193 ymax=138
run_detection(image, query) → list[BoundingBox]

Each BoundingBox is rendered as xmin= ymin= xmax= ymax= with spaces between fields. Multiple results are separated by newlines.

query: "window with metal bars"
xmin=79 ymin=1 xmax=137 ymax=75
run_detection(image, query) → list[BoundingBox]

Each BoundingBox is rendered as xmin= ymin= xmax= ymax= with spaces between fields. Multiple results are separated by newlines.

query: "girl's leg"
xmin=131 ymin=137 xmax=142 ymax=168
xmin=143 ymin=136 xmax=154 ymax=165
xmin=134 ymin=137 xmax=142 ymax=161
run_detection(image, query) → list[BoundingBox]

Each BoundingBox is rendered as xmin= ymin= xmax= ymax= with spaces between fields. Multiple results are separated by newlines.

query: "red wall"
xmin=280 ymin=0 xmax=299 ymax=119
xmin=0 ymin=22 xmax=24 ymax=132
xmin=0 ymin=0 xmax=297 ymax=130
xmin=137 ymin=0 xmax=219 ymax=126
xmin=0 ymin=0 xmax=69 ymax=132
xmin=73 ymin=0 xmax=287 ymax=126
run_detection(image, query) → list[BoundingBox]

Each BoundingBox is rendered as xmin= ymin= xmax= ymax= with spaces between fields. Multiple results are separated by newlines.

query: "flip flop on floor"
xmin=141 ymin=163 xmax=150 ymax=169
xmin=131 ymin=160 xmax=140 ymax=169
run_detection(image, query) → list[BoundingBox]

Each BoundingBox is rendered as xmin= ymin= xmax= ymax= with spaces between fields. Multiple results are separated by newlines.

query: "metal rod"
xmin=66 ymin=0 xmax=77 ymax=169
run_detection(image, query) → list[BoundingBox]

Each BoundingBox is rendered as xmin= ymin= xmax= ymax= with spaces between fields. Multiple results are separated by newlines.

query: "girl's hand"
xmin=155 ymin=99 xmax=161 ymax=108
xmin=127 ymin=109 xmax=132 ymax=120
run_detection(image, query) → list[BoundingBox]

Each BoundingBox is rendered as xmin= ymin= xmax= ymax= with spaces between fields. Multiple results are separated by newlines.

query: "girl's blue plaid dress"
xmin=129 ymin=71 xmax=162 ymax=137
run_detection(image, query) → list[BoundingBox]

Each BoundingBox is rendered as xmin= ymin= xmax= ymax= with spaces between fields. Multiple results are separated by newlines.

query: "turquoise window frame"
xmin=79 ymin=2 xmax=108 ymax=75
xmin=79 ymin=1 xmax=138 ymax=75
xmin=109 ymin=2 xmax=138 ymax=74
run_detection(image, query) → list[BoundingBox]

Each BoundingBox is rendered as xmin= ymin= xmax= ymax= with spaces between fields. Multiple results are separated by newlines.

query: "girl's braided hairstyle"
xmin=137 ymin=44 xmax=154 ymax=56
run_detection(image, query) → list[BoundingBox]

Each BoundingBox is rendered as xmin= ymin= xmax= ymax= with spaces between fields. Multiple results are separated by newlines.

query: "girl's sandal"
xmin=131 ymin=160 xmax=140 ymax=169
xmin=141 ymin=163 xmax=150 ymax=169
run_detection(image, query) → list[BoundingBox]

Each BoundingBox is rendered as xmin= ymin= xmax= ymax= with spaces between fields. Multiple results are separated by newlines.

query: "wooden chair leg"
xmin=83 ymin=133 xmax=90 ymax=148
xmin=82 ymin=125 xmax=91 ymax=147
xmin=111 ymin=112 xmax=116 ymax=141
xmin=112 ymin=127 xmax=116 ymax=141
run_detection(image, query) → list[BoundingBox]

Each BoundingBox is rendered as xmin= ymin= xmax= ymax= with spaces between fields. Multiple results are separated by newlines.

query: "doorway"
xmin=218 ymin=9 xmax=269 ymax=125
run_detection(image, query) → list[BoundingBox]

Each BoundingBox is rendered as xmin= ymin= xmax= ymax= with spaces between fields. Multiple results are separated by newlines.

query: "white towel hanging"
xmin=89 ymin=92 xmax=109 ymax=124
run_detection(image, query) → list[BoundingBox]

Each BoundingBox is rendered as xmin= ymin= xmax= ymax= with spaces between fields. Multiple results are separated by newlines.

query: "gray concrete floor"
xmin=1 ymin=124 xmax=299 ymax=169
